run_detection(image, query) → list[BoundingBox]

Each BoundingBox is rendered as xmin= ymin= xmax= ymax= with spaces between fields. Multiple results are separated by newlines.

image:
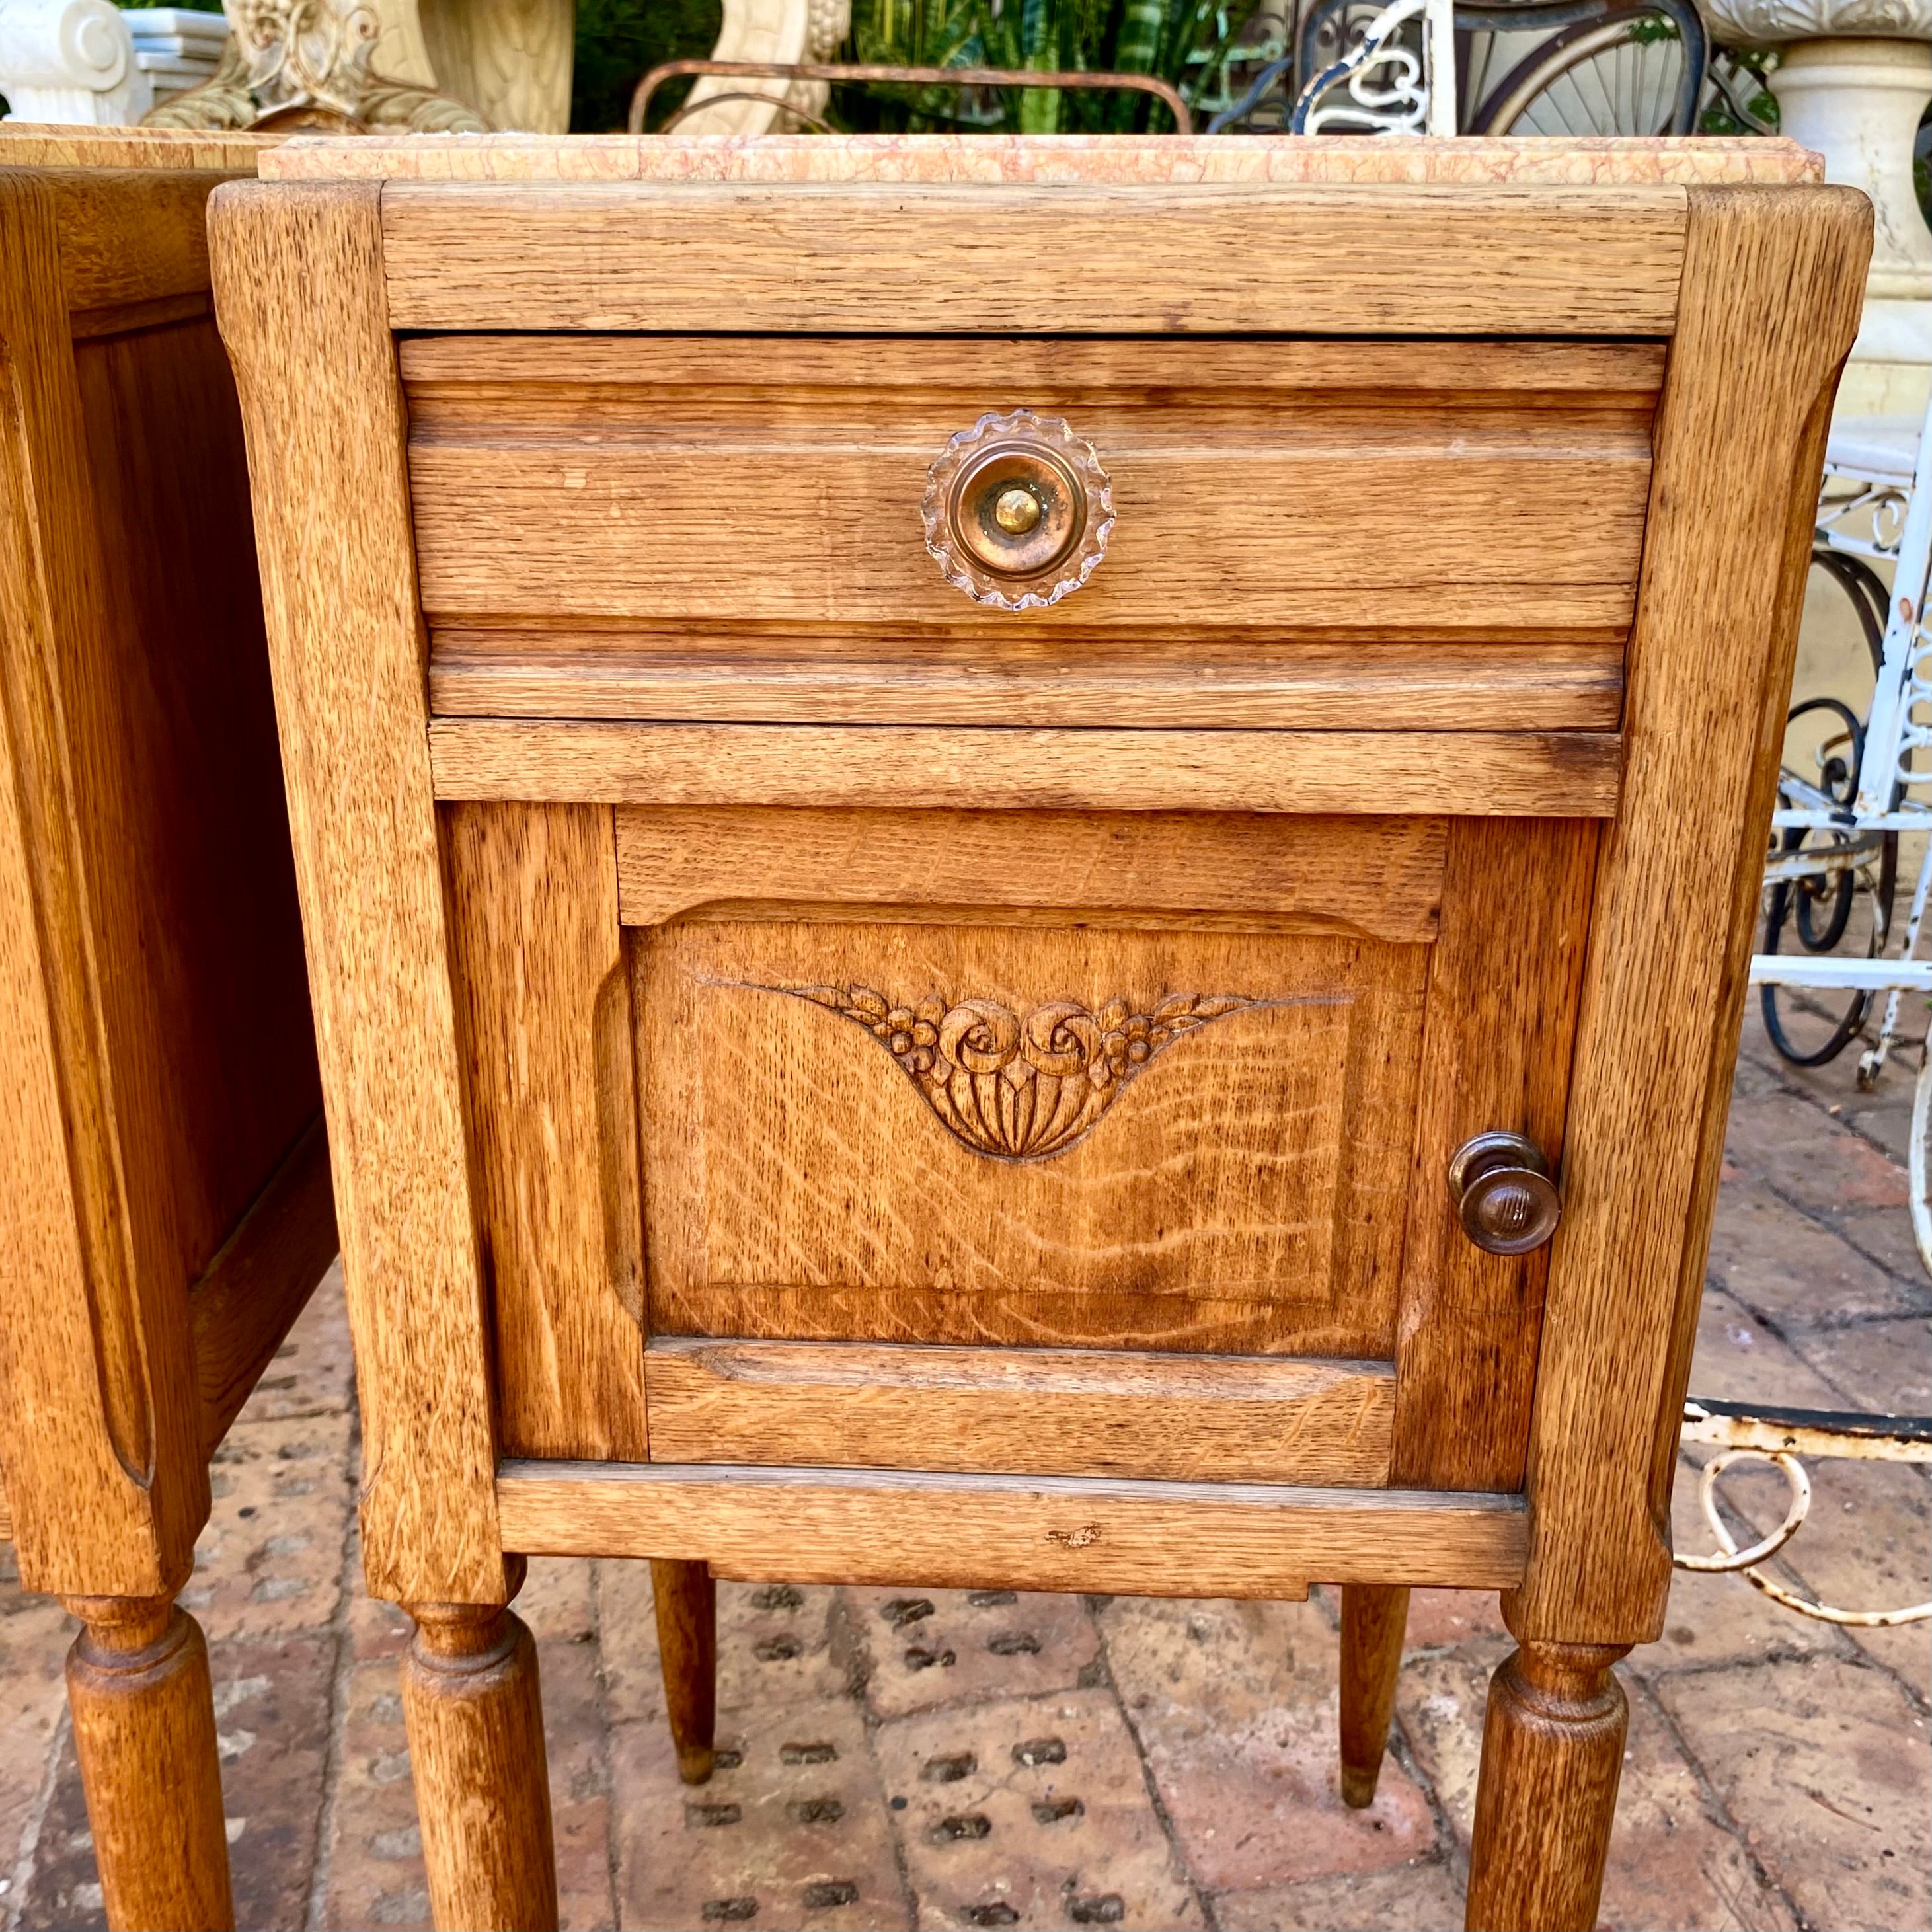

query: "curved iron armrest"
xmin=629 ymin=60 xmax=1194 ymax=136
xmin=1210 ymin=0 xmax=1707 ymax=136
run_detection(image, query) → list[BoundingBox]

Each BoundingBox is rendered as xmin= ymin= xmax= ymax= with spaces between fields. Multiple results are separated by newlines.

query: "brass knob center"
xmin=994 ymin=487 xmax=1042 ymax=535
xmin=950 ymin=443 xmax=1084 ymax=580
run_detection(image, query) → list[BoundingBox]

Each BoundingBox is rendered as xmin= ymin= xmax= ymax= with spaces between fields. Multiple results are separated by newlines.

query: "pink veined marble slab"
xmin=260 ymin=132 xmax=1822 ymax=186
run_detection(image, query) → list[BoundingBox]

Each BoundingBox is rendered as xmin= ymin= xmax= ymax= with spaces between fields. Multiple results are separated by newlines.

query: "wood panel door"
xmin=449 ymin=802 xmax=1596 ymax=1496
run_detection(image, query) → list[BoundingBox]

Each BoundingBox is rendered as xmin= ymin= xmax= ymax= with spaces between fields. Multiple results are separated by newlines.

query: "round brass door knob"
xmin=1448 ymin=1131 xmax=1562 ymax=1256
xmin=921 ymin=409 xmax=1114 ymax=611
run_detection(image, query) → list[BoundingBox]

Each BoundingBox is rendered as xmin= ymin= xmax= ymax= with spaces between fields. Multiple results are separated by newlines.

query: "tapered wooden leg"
xmin=1338 ymin=1582 xmax=1409 ymax=1808
xmin=62 ymin=1593 xmax=234 ymax=1932
xmin=1465 ymin=1638 xmax=1631 ymax=1932
xmin=652 ymin=1557 xmax=717 ymax=1784
xmin=400 ymin=1561 xmax=557 ymax=1932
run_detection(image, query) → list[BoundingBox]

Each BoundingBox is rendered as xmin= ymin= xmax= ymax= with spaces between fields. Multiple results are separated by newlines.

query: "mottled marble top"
xmin=261 ymin=132 xmax=1822 ymax=187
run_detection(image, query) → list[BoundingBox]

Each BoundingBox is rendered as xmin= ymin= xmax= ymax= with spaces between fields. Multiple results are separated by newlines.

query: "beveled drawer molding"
xmin=493 ymin=1459 xmax=1529 ymax=1598
xmin=426 ymin=644 xmax=1627 ymax=733
xmin=642 ymin=1338 xmax=1396 ymax=1486
xmin=427 ymin=722 xmax=1623 ymax=816
xmin=612 ymin=806 xmax=1448 ymax=939
xmin=405 ymin=334 xmax=1660 ymax=727
xmin=378 ymin=181 xmax=1689 ymax=335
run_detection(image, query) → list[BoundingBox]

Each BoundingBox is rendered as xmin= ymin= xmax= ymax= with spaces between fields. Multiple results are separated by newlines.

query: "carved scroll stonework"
xmin=776 ymin=984 xmax=1264 ymax=1159
xmin=143 ymin=0 xmax=485 ymax=133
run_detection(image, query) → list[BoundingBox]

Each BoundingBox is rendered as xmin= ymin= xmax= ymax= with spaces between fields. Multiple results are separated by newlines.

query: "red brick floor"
xmin=1 ymin=1007 xmax=1926 ymax=1931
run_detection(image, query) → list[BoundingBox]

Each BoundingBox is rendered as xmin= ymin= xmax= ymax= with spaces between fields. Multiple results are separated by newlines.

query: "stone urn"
xmin=1700 ymin=0 xmax=1932 ymax=411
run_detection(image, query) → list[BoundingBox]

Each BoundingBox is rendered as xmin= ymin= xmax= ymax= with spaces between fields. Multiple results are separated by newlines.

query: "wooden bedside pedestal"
xmin=212 ymin=134 xmax=1867 ymax=1932
xmin=0 ymin=130 xmax=330 ymax=1932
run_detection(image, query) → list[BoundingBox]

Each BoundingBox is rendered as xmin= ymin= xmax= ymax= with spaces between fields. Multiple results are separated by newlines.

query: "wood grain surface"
xmin=401 ymin=1593 xmax=559 ymax=1932
xmin=1 ymin=163 xmax=321 ymax=1598
xmin=1510 ymin=185 xmax=1871 ymax=1646
xmin=1390 ymin=818 xmax=1599 ymax=1490
xmin=649 ymin=1557 xmax=717 ymax=1785
xmin=63 ymin=1598 xmax=234 ymax=1932
xmin=615 ymin=808 xmax=1446 ymax=941
xmin=1465 ymin=1639 xmax=1631 ymax=1931
xmin=429 ymin=722 xmax=1623 ymax=818
xmin=495 ymin=1459 xmax=1528 ymax=1596
xmin=46 ymin=167 xmax=238 ymax=311
xmin=644 ymin=1338 xmax=1395 ymax=1485
xmin=1339 ymin=1582 xmax=1410 ymax=1809
xmin=638 ymin=919 xmax=1425 ymax=1358
xmin=210 ymin=179 xmax=507 ymax=1605
xmin=377 ymin=181 xmax=1689 ymax=335
xmin=0 ymin=169 xmax=188 ymax=1590
xmin=189 ymin=1116 xmax=338 ymax=1459
xmin=403 ymin=334 xmax=1655 ymax=656
xmin=445 ymin=803 xmax=649 ymax=1462
xmin=430 ymin=638 xmax=1628 ymax=732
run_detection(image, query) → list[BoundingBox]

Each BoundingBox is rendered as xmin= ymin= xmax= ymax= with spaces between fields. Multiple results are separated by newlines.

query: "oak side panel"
xmin=46 ymin=169 xmax=238 ymax=312
xmin=494 ymin=1459 xmax=1529 ymax=1597
xmin=445 ymin=802 xmax=650 ymax=1462
xmin=644 ymin=1338 xmax=1394 ymax=1485
xmin=378 ymin=182 xmax=1688 ymax=335
xmin=615 ymin=808 xmax=1446 ymax=942
xmin=210 ymin=179 xmax=507 ymax=1604
xmin=189 ymin=1115 xmax=338 ymax=1457
xmin=430 ymin=722 xmax=1623 ymax=818
xmin=1510 ymin=184 xmax=1871 ymax=1645
xmin=71 ymin=313 xmax=325 ymax=1346
xmin=0 ymin=172 xmax=200 ymax=1592
xmin=1390 ymin=817 xmax=1599 ymax=1490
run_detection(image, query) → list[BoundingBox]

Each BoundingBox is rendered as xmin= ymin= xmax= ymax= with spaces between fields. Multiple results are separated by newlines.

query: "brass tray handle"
xmin=1448 ymin=1131 xmax=1562 ymax=1256
xmin=921 ymin=410 xmax=1114 ymax=611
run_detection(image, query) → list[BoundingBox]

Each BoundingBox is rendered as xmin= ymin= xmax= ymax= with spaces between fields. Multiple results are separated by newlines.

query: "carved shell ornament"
xmin=770 ymin=984 xmax=1264 ymax=1159
xmin=921 ymin=410 xmax=1115 ymax=611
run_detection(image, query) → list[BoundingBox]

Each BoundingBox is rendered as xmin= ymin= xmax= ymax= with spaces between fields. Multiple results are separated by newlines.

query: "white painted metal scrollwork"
xmin=1674 ymin=1441 xmax=1931 ymax=1627
xmin=1290 ymin=0 xmax=1457 ymax=135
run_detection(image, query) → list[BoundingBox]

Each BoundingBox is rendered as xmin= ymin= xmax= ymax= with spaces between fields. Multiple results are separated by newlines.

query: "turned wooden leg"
xmin=62 ymin=1593 xmax=233 ymax=1932
xmin=652 ymin=1557 xmax=717 ymax=1784
xmin=1465 ymin=1638 xmax=1631 ymax=1932
xmin=400 ymin=1559 xmax=557 ymax=1932
xmin=1338 ymin=1582 xmax=1409 ymax=1808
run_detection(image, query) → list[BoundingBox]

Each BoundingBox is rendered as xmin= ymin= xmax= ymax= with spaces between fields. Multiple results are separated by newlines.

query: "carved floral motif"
xmin=1698 ymin=0 xmax=1931 ymax=37
xmin=775 ymin=983 xmax=1262 ymax=1159
xmin=144 ymin=0 xmax=486 ymax=132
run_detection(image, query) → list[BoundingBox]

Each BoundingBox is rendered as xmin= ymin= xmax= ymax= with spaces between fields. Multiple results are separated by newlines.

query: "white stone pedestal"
xmin=1766 ymin=34 xmax=1932 ymax=416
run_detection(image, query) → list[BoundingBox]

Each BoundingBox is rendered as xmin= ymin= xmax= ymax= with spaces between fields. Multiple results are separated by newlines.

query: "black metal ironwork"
xmin=1208 ymin=0 xmax=1707 ymax=136
xmin=631 ymin=60 xmax=1194 ymax=137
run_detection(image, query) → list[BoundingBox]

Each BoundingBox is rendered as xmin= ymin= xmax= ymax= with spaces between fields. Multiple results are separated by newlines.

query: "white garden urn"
xmin=1700 ymin=1 xmax=1932 ymax=411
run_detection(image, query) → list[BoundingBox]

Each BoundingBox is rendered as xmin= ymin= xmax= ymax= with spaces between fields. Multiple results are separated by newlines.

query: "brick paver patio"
xmin=1 ymin=1008 xmax=1926 ymax=1932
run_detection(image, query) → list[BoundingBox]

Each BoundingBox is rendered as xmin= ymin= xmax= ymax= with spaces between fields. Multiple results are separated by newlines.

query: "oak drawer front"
xmin=407 ymin=335 xmax=1659 ymax=731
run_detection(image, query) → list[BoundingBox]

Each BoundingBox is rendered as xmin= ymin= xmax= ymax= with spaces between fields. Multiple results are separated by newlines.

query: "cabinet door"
xmin=610 ymin=808 xmax=1594 ymax=1491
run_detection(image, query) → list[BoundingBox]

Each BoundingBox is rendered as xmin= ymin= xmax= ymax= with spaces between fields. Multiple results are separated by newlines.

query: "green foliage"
xmin=1699 ymin=44 xmax=1779 ymax=137
xmin=843 ymin=0 xmax=1260 ymax=134
xmin=114 ymin=1 xmax=225 ymax=10
xmin=574 ymin=0 xmax=722 ymax=132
